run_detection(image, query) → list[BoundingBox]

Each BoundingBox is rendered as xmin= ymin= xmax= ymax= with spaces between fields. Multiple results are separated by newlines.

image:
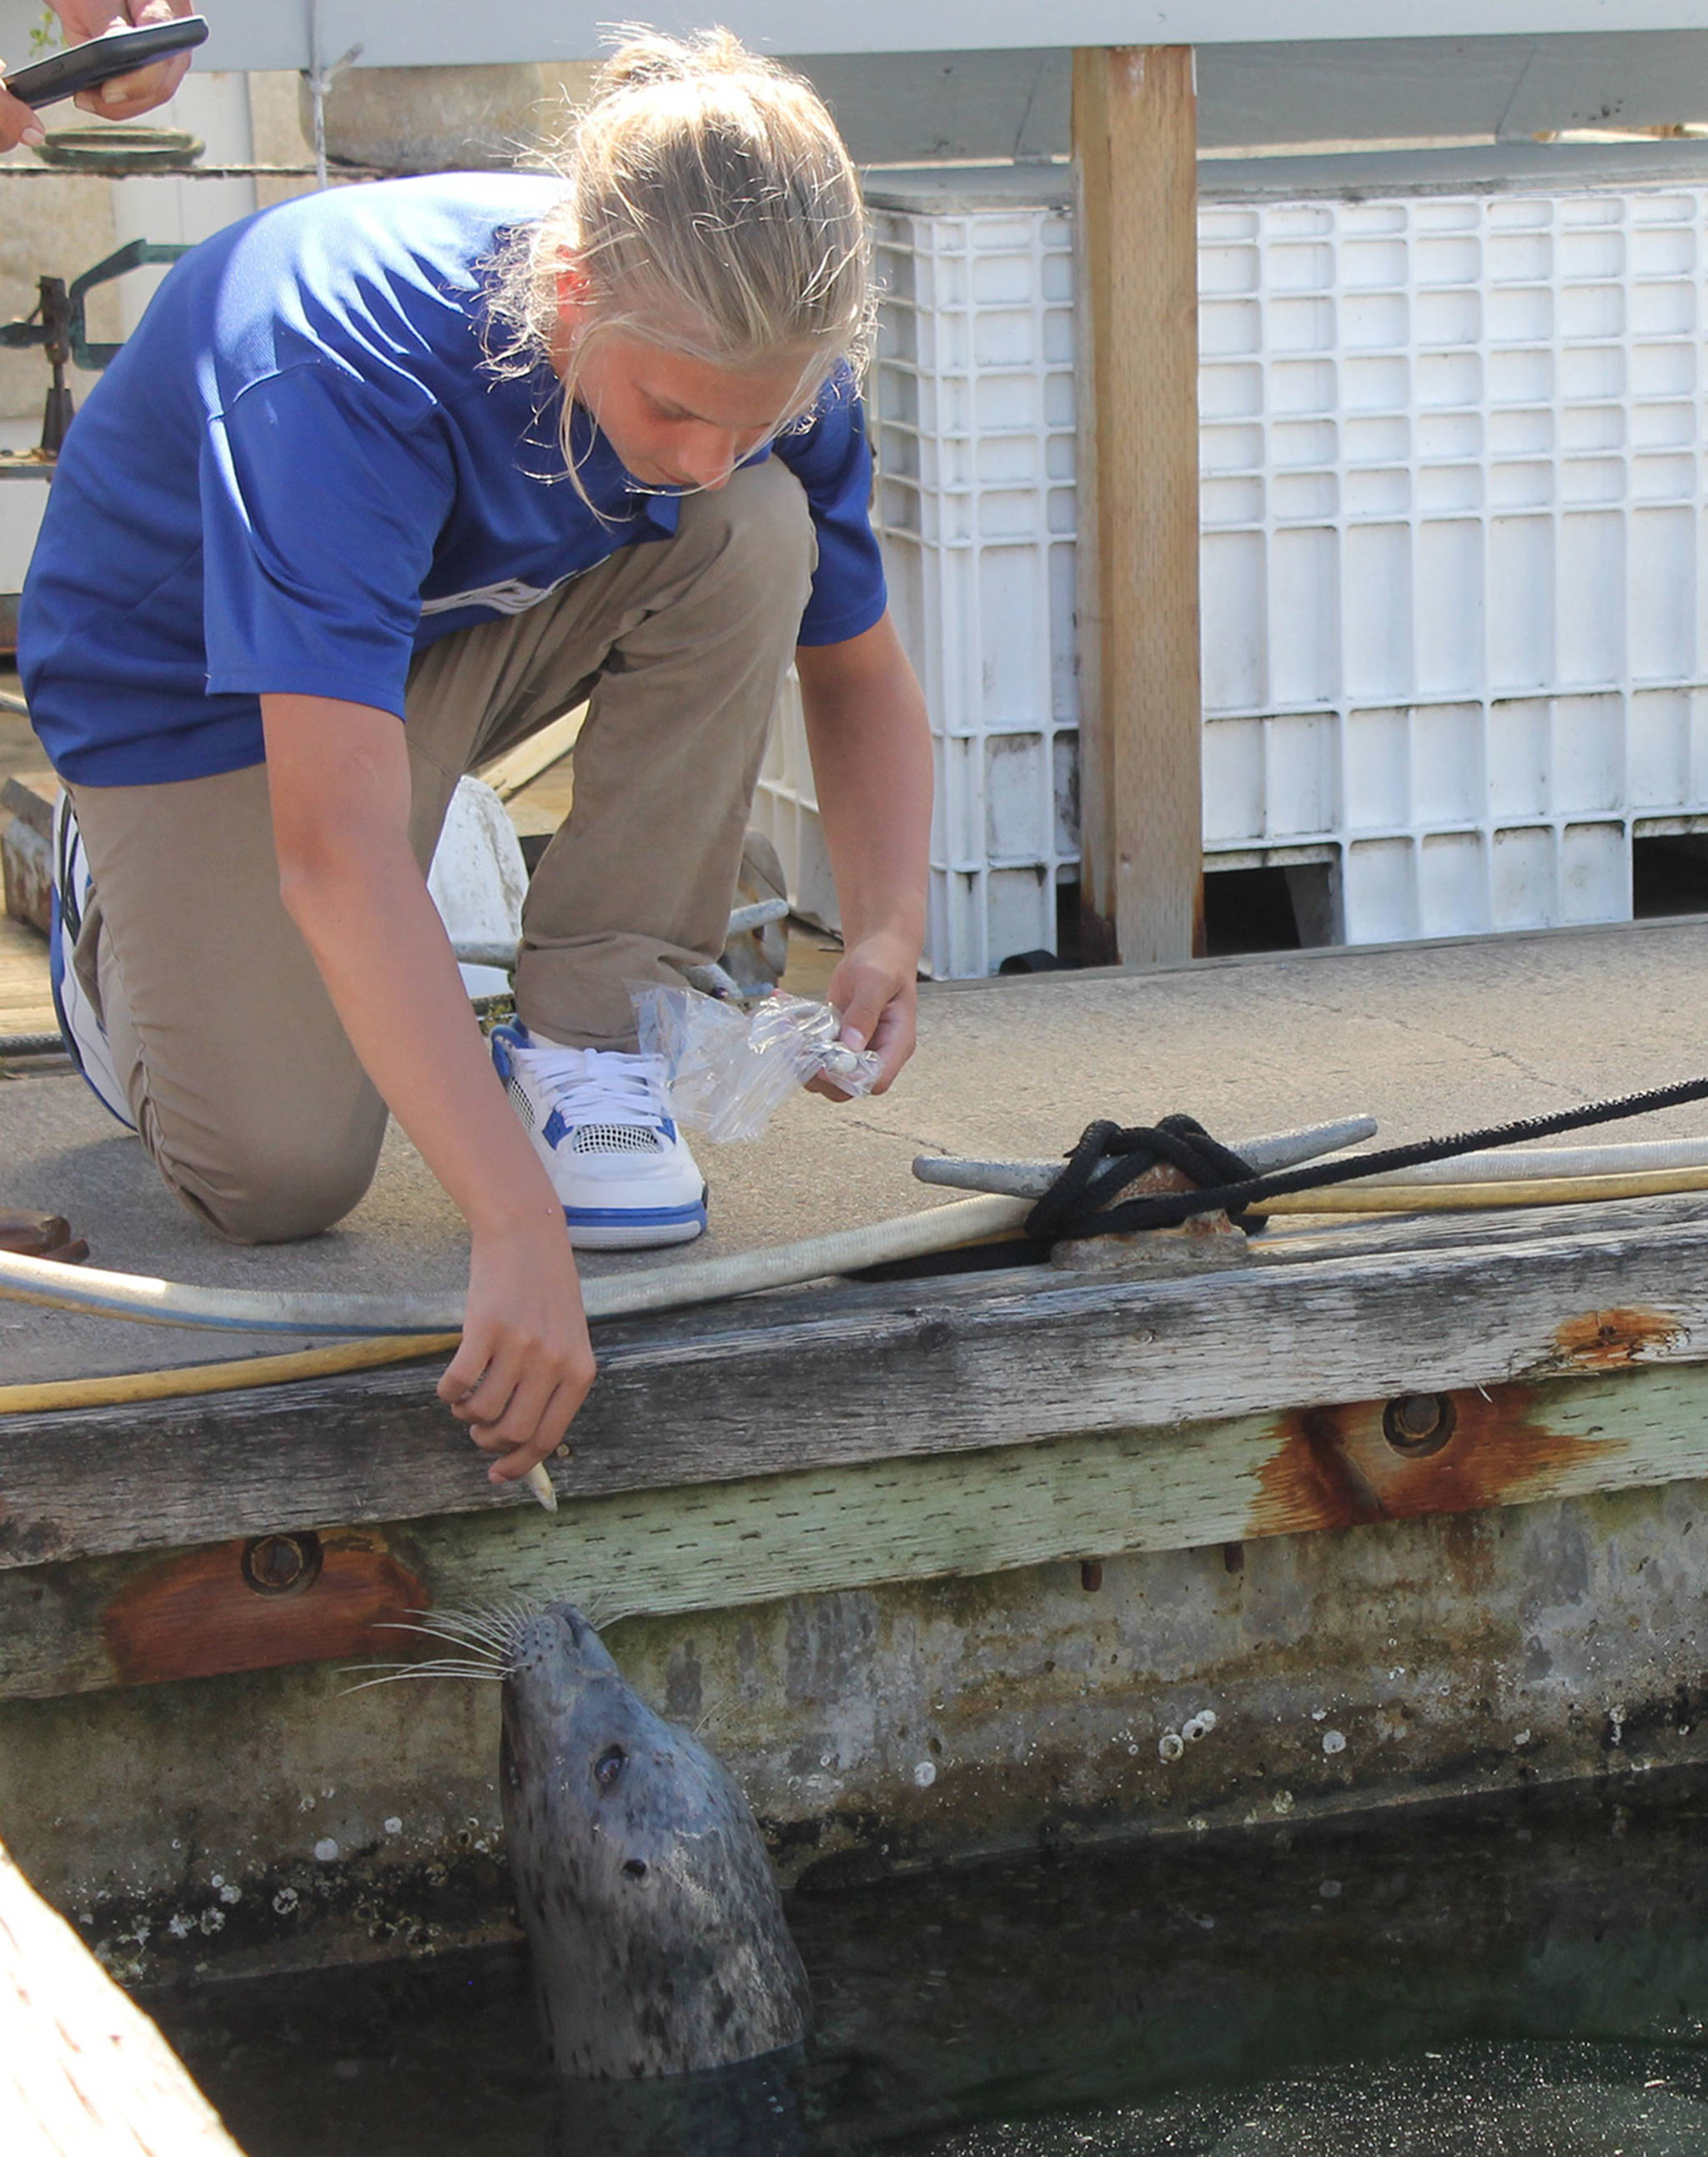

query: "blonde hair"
xmin=485 ymin=28 xmax=874 ymax=485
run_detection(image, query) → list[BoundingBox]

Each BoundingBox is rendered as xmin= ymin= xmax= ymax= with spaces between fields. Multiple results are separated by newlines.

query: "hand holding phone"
xmin=1 ymin=11 xmax=207 ymax=147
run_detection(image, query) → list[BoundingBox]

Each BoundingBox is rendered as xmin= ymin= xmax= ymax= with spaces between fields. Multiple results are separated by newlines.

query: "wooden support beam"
xmin=7 ymin=1197 xmax=1708 ymax=1577
xmin=1073 ymin=46 xmax=1205 ymax=968
xmin=7 ymin=1357 xmax=1708 ymax=1703
xmin=0 ymin=1833 xmax=244 ymax=2152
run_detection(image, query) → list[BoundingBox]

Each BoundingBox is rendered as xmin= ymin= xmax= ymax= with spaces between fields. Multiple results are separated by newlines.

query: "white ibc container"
xmin=753 ymin=173 xmax=1078 ymax=977
xmin=756 ymin=166 xmax=1708 ymax=973
xmin=0 ymin=471 xmax=48 ymax=598
xmin=1197 ymin=183 xmax=1708 ymax=943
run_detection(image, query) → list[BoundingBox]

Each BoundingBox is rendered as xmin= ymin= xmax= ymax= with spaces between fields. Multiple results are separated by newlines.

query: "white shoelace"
xmin=516 ymin=1043 xmax=671 ymax=1134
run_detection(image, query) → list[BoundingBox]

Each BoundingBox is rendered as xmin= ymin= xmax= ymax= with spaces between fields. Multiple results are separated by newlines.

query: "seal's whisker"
xmin=401 ymin=1604 xmax=535 ymax=1654
xmin=394 ymin=1606 xmax=513 ymax=1642
xmin=476 ymin=1596 xmax=545 ymax=1647
xmin=374 ymin=1621 xmax=509 ymax=1662
xmin=338 ymin=1662 xmax=509 ymax=1696
xmin=412 ymin=1602 xmax=513 ymax=1637
xmin=379 ymin=1622 xmax=505 ymax=1647
xmin=351 ymin=1667 xmax=509 ymax=1680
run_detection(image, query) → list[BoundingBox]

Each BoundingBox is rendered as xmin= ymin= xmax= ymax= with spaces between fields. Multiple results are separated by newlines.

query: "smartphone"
xmin=4 ymin=17 xmax=209 ymax=111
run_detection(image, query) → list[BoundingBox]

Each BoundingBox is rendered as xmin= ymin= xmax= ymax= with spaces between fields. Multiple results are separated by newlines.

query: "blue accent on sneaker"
xmin=561 ymin=1199 xmax=708 ymax=1231
xmin=488 ymin=1018 xmax=526 ymax=1082
xmin=48 ymin=837 xmax=133 ymax=1129
xmin=48 ymin=882 xmax=73 ymax=1051
xmin=541 ymin=1105 xmax=569 ymax=1150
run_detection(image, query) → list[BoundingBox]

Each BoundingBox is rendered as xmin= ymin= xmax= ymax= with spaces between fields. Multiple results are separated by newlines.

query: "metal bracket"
xmin=0 ymin=242 xmax=191 ymax=460
xmin=65 ymin=240 xmax=191 ymax=370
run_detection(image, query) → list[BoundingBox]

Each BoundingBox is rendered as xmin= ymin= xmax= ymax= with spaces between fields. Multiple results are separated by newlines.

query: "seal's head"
xmin=500 ymin=1601 xmax=811 ymax=2080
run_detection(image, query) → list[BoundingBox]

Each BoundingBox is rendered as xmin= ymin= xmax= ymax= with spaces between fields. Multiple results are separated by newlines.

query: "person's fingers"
xmin=0 ymin=76 xmax=48 ymax=150
xmin=437 ymin=1334 xmax=516 ymax=1422
xmin=467 ymin=1365 xmax=555 ymax=1452
xmin=72 ymin=49 xmax=188 ymax=118
xmin=62 ymin=3 xmax=194 ymax=119
xmin=485 ymin=1377 xmax=587 ymax=1484
xmin=815 ymin=951 xmax=917 ymax=1099
xmin=863 ymin=995 xmax=917 ymax=1094
xmin=437 ymin=1300 xmax=595 ymax=1477
xmin=448 ymin=1362 xmax=523 ymax=1431
xmin=829 ymin=963 xmax=890 ymax=1051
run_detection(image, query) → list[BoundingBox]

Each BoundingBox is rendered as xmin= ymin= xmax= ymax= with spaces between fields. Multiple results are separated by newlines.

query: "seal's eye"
xmin=594 ymin=1747 xmax=626 ymax=1791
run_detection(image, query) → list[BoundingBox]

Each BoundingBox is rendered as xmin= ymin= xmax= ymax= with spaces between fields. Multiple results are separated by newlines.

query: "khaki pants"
xmin=64 ymin=459 xmax=814 ymax=1243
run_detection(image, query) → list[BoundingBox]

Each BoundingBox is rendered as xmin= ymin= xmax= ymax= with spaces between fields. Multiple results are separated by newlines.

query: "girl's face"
xmin=556 ymin=291 xmax=818 ymax=492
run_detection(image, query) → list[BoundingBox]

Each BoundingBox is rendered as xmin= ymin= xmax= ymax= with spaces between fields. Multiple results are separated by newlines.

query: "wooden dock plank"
xmin=4 ymin=1198 xmax=1708 ymax=1572
xmin=0 ymin=1835 xmax=244 ymax=2150
xmin=3 ymin=1357 xmax=1705 ymax=1701
xmin=0 ymin=913 xmax=51 ymax=1035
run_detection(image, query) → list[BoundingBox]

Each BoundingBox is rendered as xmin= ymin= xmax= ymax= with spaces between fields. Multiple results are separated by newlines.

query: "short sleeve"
xmin=773 ymin=373 xmax=888 ymax=647
xmin=200 ymin=363 xmax=455 ymax=716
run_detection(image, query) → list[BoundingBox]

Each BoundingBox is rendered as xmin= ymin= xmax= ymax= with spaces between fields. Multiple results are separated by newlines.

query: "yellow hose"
xmin=0 ymin=1328 xmax=555 ymax=1507
xmin=1263 ymin=1165 xmax=1708 ymax=1214
xmin=0 ymin=1332 xmax=458 ymax=1415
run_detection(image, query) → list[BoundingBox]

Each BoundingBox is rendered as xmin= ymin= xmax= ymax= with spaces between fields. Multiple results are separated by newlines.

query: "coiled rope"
xmin=1026 ymin=1073 xmax=1708 ymax=1241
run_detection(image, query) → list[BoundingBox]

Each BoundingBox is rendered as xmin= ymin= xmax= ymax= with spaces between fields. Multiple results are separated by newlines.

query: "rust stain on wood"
xmin=1552 ymin=1306 xmax=1685 ymax=1371
xmin=1258 ymin=1406 xmax=1389 ymax=1534
xmin=1248 ymin=1383 xmax=1621 ymax=1539
xmin=102 ymin=1529 xmax=424 ymax=1688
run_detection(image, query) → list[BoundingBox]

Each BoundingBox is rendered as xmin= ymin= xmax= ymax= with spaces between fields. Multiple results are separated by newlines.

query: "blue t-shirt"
xmin=20 ymin=174 xmax=887 ymax=787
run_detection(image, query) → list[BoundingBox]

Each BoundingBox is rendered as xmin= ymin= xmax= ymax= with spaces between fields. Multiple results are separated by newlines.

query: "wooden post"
xmin=1072 ymin=47 xmax=1204 ymax=968
xmin=0 ymin=1834 xmax=244 ymax=2154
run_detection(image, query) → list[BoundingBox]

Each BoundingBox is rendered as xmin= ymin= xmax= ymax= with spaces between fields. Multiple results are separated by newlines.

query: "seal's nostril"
xmin=621 ymin=1859 xmax=648 ymax=1880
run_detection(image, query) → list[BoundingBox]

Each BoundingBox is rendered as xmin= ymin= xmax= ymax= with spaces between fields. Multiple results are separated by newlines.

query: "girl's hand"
xmin=437 ymin=1215 xmax=596 ymax=1486
xmin=814 ymin=929 xmax=919 ymax=1098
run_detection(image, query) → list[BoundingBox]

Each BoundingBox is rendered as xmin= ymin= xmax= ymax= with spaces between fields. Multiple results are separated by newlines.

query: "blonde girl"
xmin=19 ymin=29 xmax=933 ymax=1486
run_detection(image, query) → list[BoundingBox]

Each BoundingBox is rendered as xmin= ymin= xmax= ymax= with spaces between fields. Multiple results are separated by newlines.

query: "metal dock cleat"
xmin=912 ymin=1117 xmax=1379 ymax=1275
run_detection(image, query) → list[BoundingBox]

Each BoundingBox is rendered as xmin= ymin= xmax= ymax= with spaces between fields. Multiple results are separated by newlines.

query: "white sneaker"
xmin=49 ymin=792 xmax=133 ymax=1129
xmin=490 ymin=1023 xmax=706 ymax=1249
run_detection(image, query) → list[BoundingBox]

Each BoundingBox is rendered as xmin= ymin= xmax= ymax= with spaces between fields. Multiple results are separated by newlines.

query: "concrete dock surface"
xmin=7 ymin=913 xmax=1708 ymax=1386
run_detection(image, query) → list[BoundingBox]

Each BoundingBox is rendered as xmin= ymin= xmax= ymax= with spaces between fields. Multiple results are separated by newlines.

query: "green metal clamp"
xmin=0 ymin=240 xmax=189 ymax=456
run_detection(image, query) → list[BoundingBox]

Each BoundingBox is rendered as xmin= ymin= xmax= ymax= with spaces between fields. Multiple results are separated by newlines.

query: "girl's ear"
xmin=554 ymin=255 xmax=594 ymax=329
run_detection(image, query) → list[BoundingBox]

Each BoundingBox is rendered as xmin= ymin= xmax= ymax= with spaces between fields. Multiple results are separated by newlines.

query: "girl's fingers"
xmin=438 ymin=1338 xmax=519 ymax=1425
xmin=469 ymin=1368 xmax=555 ymax=1453
xmin=438 ymin=1330 xmax=595 ymax=1467
xmin=866 ymin=997 xmax=917 ymax=1091
xmin=485 ymin=1378 xmax=585 ymax=1483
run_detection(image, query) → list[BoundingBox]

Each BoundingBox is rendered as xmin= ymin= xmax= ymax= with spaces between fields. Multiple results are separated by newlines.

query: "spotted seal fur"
xmin=500 ymin=1601 xmax=811 ymax=2079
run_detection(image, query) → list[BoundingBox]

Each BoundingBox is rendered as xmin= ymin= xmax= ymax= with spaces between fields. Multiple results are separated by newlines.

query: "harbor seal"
xmin=500 ymin=1601 xmax=811 ymax=2080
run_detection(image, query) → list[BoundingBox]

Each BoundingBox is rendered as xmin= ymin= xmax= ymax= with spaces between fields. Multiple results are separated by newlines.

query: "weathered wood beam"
xmin=0 ymin=1833 xmax=244 ymax=2151
xmin=7 ymin=1202 xmax=1708 ymax=1571
xmin=9 ymin=1199 xmax=1708 ymax=1570
xmin=5 ymin=1359 xmax=1707 ymax=1702
xmin=1073 ymin=46 xmax=1204 ymax=968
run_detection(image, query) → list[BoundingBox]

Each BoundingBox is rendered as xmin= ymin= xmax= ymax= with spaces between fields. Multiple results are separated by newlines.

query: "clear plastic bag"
xmin=631 ymin=983 xmax=883 ymax=1143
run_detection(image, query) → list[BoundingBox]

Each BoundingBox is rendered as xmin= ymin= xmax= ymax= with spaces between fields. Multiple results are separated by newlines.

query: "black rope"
xmin=1025 ymin=1073 xmax=1708 ymax=1242
xmin=1025 ymin=1114 xmax=1264 ymax=1241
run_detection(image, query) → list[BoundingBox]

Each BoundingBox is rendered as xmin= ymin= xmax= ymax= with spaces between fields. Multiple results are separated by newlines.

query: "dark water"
xmin=149 ymin=1767 xmax=1708 ymax=2156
